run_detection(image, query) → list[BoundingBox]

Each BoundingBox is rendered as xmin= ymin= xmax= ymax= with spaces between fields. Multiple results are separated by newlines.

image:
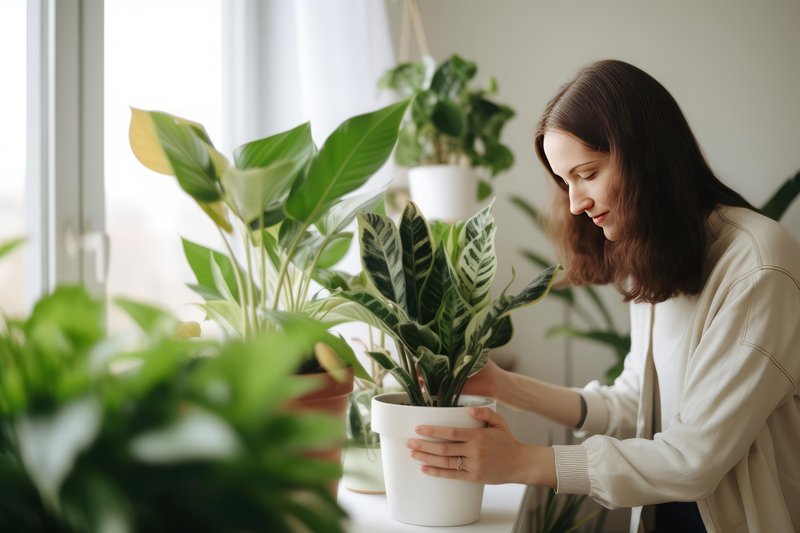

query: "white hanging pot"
xmin=407 ymin=165 xmax=478 ymax=223
xmin=342 ymin=443 xmax=385 ymax=494
xmin=371 ymin=392 xmax=496 ymax=526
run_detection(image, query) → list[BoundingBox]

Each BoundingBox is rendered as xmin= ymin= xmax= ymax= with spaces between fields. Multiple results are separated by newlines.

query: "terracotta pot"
xmin=288 ymin=367 xmax=354 ymax=494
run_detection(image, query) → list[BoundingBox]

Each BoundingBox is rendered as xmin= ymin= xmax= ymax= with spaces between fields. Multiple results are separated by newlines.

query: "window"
xmin=104 ymin=0 xmax=223 ymax=332
xmin=0 ymin=1 xmax=27 ymax=316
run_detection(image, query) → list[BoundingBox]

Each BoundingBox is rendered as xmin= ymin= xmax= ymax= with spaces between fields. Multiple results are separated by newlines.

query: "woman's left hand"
xmin=406 ymin=408 xmax=546 ymax=485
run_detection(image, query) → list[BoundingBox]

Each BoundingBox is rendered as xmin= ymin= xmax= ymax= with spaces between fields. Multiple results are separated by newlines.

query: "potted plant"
xmin=341 ymin=323 xmax=390 ymax=494
xmin=128 ymin=101 xmax=410 ymax=438
xmin=0 ymin=285 xmax=351 ymax=532
xmin=326 ymin=201 xmax=560 ymax=526
xmin=379 ymin=54 xmax=515 ymax=222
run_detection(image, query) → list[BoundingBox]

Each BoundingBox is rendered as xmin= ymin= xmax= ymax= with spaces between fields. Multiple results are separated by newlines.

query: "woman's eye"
xmin=579 ymin=172 xmax=597 ymax=181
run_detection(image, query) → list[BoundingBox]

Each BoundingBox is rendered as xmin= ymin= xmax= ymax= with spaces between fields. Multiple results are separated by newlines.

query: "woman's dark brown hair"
xmin=534 ymin=59 xmax=753 ymax=304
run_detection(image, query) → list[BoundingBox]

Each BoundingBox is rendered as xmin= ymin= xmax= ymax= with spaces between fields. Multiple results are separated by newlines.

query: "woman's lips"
xmin=591 ymin=212 xmax=608 ymax=225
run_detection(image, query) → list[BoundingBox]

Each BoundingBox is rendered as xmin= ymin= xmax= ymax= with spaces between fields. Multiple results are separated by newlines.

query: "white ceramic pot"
xmin=342 ymin=444 xmax=385 ymax=494
xmin=371 ymin=392 xmax=496 ymax=526
xmin=407 ymin=165 xmax=478 ymax=223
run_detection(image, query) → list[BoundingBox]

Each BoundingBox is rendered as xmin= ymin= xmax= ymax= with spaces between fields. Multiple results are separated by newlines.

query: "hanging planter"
xmin=407 ymin=165 xmax=479 ymax=223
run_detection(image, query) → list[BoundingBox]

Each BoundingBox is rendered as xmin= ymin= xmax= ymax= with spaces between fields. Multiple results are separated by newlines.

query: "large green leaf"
xmin=508 ymin=265 xmax=563 ymax=312
xmin=397 ymin=322 xmax=440 ymax=354
xmin=430 ymin=54 xmax=476 ymax=99
xmin=357 ymin=213 xmax=406 ymax=308
xmin=315 ymin=189 xmax=386 ymax=236
xmin=431 ymin=100 xmax=467 ymax=139
xmin=399 ymin=202 xmax=434 ymax=321
xmin=457 ymin=203 xmax=497 ymax=309
xmin=149 ymin=112 xmax=220 ymax=203
xmin=315 ymin=232 xmax=353 ymax=270
xmin=334 ymin=290 xmax=406 ymax=335
xmin=233 ymin=122 xmax=315 ymax=170
xmin=434 ymin=287 xmax=472 ymax=357
xmin=760 ymin=169 xmax=800 ymax=221
xmin=220 ymin=159 xmax=305 ymax=224
xmin=546 ymin=326 xmax=630 ymax=358
xmin=366 ymin=350 xmax=424 ymax=406
xmin=414 ymin=347 xmax=450 ymax=400
xmin=261 ymin=310 xmax=370 ymax=381
xmin=418 ymin=246 xmax=455 ymax=324
xmin=181 ymin=238 xmax=241 ymax=304
xmin=0 ymin=237 xmax=25 ymax=260
xmin=285 ymin=100 xmax=410 ymax=223
xmin=465 ymin=266 xmax=562 ymax=354
xmin=114 ymin=298 xmax=178 ymax=339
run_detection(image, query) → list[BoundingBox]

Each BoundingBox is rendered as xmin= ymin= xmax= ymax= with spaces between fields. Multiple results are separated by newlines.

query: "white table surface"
xmin=338 ymin=483 xmax=532 ymax=532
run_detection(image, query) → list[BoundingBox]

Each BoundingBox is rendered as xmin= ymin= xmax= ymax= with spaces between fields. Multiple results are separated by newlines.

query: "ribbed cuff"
xmin=553 ymin=445 xmax=591 ymax=495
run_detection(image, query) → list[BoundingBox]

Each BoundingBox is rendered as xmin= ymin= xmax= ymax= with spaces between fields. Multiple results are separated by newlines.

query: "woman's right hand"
xmin=461 ymin=359 xmax=504 ymax=399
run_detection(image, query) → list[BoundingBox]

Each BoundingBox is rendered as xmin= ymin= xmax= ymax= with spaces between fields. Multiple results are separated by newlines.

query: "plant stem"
xmin=272 ymin=220 xmax=312 ymax=311
xmin=259 ymin=213 xmax=267 ymax=315
xmin=242 ymin=221 xmax=258 ymax=333
xmin=216 ymin=225 xmax=248 ymax=337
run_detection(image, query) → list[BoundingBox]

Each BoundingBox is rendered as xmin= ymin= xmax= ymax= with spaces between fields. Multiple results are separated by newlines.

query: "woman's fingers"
xmin=414 ymin=424 xmax=478 ymax=441
xmin=409 ymin=449 xmax=468 ymax=471
xmin=406 ymin=438 xmax=467 ymax=457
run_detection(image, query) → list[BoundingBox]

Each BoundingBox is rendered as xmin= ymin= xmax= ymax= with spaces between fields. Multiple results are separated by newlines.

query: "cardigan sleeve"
xmin=558 ymin=269 xmax=799 ymax=509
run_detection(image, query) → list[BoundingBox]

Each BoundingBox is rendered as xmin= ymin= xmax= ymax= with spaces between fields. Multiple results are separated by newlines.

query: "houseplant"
xmin=379 ymin=54 xmax=515 ymax=222
xmin=128 ymin=100 xmax=411 ymax=425
xmin=326 ymin=201 xmax=560 ymax=526
xmin=0 ymin=286 xmax=350 ymax=532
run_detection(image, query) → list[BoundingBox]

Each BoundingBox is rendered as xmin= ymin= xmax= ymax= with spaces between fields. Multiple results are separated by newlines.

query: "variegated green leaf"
xmin=418 ymin=246 xmax=455 ymax=324
xmin=367 ymin=350 xmax=425 ymax=405
xmin=486 ymin=315 xmax=512 ymax=349
xmin=414 ymin=347 xmax=450 ymax=399
xmin=457 ymin=203 xmax=496 ymax=309
xmin=315 ymin=189 xmax=386 ymax=235
xmin=434 ymin=286 xmax=472 ymax=356
xmin=508 ymin=265 xmax=562 ymax=312
xmin=399 ymin=202 xmax=434 ymax=321
xmin=398 ymin=322 xmax=440 ymax=354
xmin=335 ymin=290 xmax=406 ymax=334
xmin=220 ymin=159 xmax=305 ymax=224
xmin=357 ymin=213 xmax=406 ymax=309
xmin=193 ymin=300 xmax=242 ymax=337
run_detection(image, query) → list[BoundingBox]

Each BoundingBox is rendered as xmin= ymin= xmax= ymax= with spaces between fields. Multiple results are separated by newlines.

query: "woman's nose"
xmin=568 ymin=187 xmax=593 ymax=215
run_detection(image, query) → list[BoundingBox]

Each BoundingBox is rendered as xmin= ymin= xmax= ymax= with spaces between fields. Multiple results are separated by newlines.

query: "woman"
xmin=406 ymin=60 xmax=800 ymax=532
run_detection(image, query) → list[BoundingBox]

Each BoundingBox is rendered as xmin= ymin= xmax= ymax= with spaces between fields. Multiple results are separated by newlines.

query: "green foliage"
xmin=130 ymin=101 xmax=411 ymax=377
xmin=760 ymin=169 xmax=800 ymax=221
xmin=331 ymin=202 xmax=561 ymax=407
xmin=0 ymin=287 xmax=348 ymax=532
xmin=379 ymin=54 xmax=515 ymax=198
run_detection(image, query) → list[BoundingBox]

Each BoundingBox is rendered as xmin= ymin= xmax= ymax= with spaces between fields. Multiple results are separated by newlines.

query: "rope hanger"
xmin=398 ymin=0 xmax=430 ymax=63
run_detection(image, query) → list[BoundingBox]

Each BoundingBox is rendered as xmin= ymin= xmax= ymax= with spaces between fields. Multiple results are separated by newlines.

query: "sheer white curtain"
xmin=221 ymin=0 xmax=400 ymax=348
xmin=222 ymin=0 xmax=397 ymax=168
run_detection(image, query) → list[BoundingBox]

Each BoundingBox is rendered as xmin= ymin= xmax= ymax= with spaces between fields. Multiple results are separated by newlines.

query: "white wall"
xmin=386 ymin=0 xmax=800 ymax=447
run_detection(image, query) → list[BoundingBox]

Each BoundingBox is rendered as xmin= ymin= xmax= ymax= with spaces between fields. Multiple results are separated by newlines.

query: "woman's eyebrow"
xmin=569 ymin=160 xmax=598 ymax=174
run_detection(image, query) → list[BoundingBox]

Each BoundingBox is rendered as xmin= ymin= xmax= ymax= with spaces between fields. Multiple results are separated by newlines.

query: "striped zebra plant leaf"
xmin=418 ymin=246 xmax=456 ymax=324
xmin=334 ymin=289 xmax=407 ymax=335
xmin=398 ymin=322 xmax=441 ymax=355
xmin=486 ymin=315 xmax=512 ymax=349
xmin=357 ymin=213 xmax=406 ymax=310
xmin=367 ymin=350 xmax=425 ymax=406
xmin=414 ymin=347 xmax=450 ymax=400
xmin=435 ymin=286 xmax=472 ymax=357
xmin=399 ymin=202 xmax=434 ymax=321
xmin=457 ymin=203 xmax=497 ymax=309
xmin=465 ymin=265 xmax=562 ymax=355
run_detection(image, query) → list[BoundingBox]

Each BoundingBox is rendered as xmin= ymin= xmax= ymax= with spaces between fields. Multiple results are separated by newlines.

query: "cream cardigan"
xmin=553 ymin=206 xmax=800 ymax=533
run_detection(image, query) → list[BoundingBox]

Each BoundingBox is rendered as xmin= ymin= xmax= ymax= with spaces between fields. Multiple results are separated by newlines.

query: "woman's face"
xmin=542 ymin=130 xmax=618 ymax=241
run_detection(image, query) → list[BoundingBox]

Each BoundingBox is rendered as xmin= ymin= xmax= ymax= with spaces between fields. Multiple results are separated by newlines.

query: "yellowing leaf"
xmin=176 ymin=321 xmax=201 ymax=339
xmin=314 ymin=342 xmax=347 ymax=382
xmin=129 ymin=107 xmax=174 ymax=175
xmin=200 ymin=201 xmax=233 ymax=233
